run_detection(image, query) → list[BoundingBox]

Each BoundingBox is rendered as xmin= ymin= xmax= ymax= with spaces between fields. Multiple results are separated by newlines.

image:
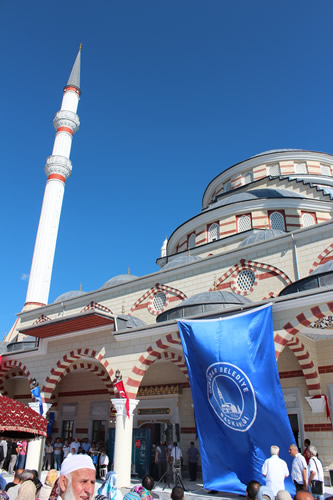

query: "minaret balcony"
xmin=45 ymin=155 xmax=72 ymax=180
xmin=53 ymin=110 xmax=80 ymax=134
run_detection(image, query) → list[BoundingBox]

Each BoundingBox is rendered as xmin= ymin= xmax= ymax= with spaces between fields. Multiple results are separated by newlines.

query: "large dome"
xmin=53 ymin=290 xmax=87 ymax=303
xmin=101 ymin=274 xmax=138 ymax=289
xmin=207 ymin=188 xmax=305 ymax=210
xmin=156 ymin=290 xmax=252 ymax=322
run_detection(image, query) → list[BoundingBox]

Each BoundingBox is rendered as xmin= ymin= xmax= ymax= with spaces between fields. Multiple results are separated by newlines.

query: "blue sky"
xmin=1 ymin=0 xmax=333 ymax=337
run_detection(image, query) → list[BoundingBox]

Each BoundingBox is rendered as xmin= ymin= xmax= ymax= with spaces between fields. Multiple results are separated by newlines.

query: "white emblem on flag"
xmin=206 ymin=362 xmax=257 ymax=432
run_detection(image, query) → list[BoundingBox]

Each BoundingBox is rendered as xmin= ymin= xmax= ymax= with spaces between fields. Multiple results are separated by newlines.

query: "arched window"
xmin=208 ymin=223 xmax=219 ymax=242
xmin=268 ymin=164 xmax=280 ymax=176
xmin=302 ymin=213 xmax=316 ymax=227
xmin=188 ymin=233 xmax=196 ymax=249
xmin=269 ymin=211 xmax=285 ymax=231
xmin=243 ymin=171 xmax=253 ymax=184
xmin=238 ymin=215 xmax=252 ymax=233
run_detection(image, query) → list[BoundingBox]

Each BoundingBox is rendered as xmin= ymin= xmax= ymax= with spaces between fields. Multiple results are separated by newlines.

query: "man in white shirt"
xmin=70 ymin=437 xmax=80 ymax=454
xmin=308 ymin=445 xmax=324 ymax=500
xmin=262 ymin=445 xmax=289 ymax=496
xmin=170 ymin=442 xmax=182 ymax=483
xmin=289 ymin=444 xmax=307 ymax=492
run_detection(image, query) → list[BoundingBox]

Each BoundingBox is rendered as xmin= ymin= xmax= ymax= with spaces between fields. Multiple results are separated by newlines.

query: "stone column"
xmin=111 ymin=398 xmax=139 ymax=488
xmin=25 ymin=402 xmax=51 ymax=472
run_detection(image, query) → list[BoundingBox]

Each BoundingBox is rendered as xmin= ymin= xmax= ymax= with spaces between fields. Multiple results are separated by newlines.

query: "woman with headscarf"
xmin=95 ymin=471 xmax=123 ymax=500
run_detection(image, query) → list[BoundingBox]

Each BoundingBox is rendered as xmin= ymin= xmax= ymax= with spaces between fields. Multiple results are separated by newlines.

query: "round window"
xmin=153 ymin=292 xmax=167 ymax=311
xmin=236 ymin=269 xmax=256 ymax=291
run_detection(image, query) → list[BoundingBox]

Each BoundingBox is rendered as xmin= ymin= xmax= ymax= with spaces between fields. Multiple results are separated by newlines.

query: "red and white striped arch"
xmin=159 ymin=351 xmax=188 ymax=380
xmin=309 ymin=243 xmax=333 ymax=274
xmin=126 ymin=332 xmax=182 ymax=398
xmin=277 ymin=302 xmax=333 ymax=395
xmin=0 ymin=360 xmax=33 ymax=395
xmin=210 ymin=258 xmax=292 ymax=293
xmin=130 ymin=283 xmax=187 ymax=316
xmin=42 ymin=348 xmax=114 ymax=403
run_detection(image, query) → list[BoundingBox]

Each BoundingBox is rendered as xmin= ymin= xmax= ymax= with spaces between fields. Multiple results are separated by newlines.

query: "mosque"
xmin=1 ymin=48 xmax=333 ymax=484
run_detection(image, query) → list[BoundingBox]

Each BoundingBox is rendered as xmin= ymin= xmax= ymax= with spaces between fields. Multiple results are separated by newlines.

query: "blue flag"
xmin=178 ymin=304 xmax=295 ymax=495
xmin=31 ymin=386 xmax=43 ymax=415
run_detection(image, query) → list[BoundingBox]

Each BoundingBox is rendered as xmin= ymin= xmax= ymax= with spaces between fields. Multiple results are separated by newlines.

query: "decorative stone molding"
xmin=138 ymin=384 xmax=183 ymax=397
xmin=45 ymin=155 xmax=72 ymax=180
xmin=53 ymin=110 xmax=80 ymax=134
xmin=310 ymin=316 xmax=333 ymax=330
xmin=305 ymin=396 xmax=326 ymax=413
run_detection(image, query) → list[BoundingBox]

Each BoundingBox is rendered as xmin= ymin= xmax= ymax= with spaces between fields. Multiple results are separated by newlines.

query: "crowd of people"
xmin=246 ymin=440 xmax=325 ymax=500
xmin=0 ymin=436 xmax=327 ymax=500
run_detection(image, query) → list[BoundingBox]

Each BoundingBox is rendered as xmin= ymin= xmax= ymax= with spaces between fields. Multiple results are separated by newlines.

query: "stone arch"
xmin=130 ymin=283 xmax=187 ymax=316
xmin=0 ymin=360 xmax=33 ymax=395
xmin=42 ymin=348 xmax=114 ymax=403
xmin=126 ymin=332 xmax=182 ymax=398
xmin=210 ymin=258 xmax=292 ymax=294
xmin=309 ymin=242 xmax=333 ymax=274
xmin=159 ymin=351 xmax=188 ymax=379
xmin=276 ymin=304 xmax=333 ymax=396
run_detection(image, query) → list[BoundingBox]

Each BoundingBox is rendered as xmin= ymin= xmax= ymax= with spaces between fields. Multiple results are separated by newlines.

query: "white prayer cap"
xmin=60 ymin=454 xmax=96 ymax=475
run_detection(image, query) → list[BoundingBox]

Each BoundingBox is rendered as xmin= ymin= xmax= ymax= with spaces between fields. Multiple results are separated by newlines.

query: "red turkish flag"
xmin=113 ymin=379 xmax=130 ymax=418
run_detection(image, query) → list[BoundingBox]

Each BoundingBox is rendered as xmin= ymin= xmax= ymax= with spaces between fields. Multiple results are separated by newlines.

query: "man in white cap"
xmin=59 ymin=454 xmax=96 ymax=500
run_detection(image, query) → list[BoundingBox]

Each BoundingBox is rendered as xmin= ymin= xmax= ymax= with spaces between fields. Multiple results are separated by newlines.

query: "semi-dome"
xmin=239 ymin=229 xmax=286 ymax=248
xmin=207 ymin=188 xmax=305 ymax=210
xmin=53 ymin=290 xmax=87 ymax=303
xmin=162 ymin=255 xmax=202 ymax=271
xmin=279 ymin=263 xmax=333 ymax=296
xmin=101 ymin=274 xmax=138 ymax=289
xmin=116 ymin=314 xmax=146 ymax=330
xmin=156 ymin=290 xmax=252 ymax=322
xmin=311 ymin=261 xmax=333 ymax=275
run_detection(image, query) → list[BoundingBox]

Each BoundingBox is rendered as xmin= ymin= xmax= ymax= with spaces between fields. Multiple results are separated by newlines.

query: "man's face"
xmin=289 ymin=446 xmax=297 ymax=457
xmin=61 ymin=468 xmax=96 ymax=500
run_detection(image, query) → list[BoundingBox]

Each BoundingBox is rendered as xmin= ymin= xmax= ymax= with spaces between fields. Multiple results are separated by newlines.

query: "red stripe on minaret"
xmin=48 ymin=174 xmax=66 ymax=182
xmin=57 ymin=127 xmax=73 ymax=136
xmin=64 ymin=85 xmax=81 ymax=96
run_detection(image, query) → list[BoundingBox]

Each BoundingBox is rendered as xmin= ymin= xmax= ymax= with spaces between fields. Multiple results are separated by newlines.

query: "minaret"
xmin=24 ymin=47 xmax=81 ymax=308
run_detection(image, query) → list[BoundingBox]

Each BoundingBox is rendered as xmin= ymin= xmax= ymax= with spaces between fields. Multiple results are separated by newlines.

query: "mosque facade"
xmin=1 ymin=49 xmax=333 ymax=473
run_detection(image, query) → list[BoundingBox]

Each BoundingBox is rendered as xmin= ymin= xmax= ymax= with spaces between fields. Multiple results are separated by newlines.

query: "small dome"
xmin=116 ymin=314 xmax=146 ymax=330
xmin=239 ymin=229 xmax=285 ymax=248
xmin=208 ymin=188 xmax=304 ymax=210
xmin=101 ymin=274 xmax=138 ymax=289
xmin=162 ymin=255 xmax=202 ymax=271
xmin=311 ymin=261 xmax=333 ymax=275
xmin=53 ymin=290 xmax=86 ymax=303
xmin=156 ymin=290 xmax=252 ymax=322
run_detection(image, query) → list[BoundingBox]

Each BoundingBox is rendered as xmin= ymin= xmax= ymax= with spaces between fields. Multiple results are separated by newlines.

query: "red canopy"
xmin=0 ymin=395 xmax=47 ymax=438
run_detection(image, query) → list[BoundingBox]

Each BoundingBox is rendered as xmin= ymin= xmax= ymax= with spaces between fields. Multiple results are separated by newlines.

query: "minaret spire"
xmin=24 ymin=48 xmax=82 ymax=308
xmin=67 ymin=44 xmax=81 ymax=90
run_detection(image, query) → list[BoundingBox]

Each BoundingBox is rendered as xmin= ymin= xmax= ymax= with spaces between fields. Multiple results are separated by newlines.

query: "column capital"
xmin=111 ymin=398 xmax=139 ymax=417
